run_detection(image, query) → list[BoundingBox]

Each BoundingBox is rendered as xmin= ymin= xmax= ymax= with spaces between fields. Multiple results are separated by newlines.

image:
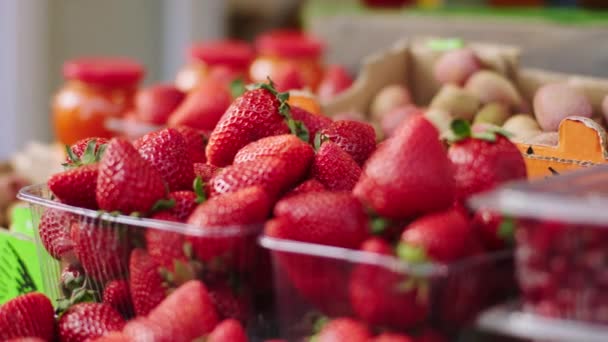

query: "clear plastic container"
xmin=259 ymin=236 xmax=515 ymax=340
xmin=477 ymin=301 xmax=608 ymax=342
xmin=470 ymin=165 xmax=608 ymax=326
xmin=17 ymin=184 xmax=273 ymax=333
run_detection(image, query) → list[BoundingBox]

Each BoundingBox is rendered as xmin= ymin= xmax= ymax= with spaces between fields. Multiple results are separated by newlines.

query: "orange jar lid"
xmin=63 ymin=57 xmax=144 ymax=87
xmin=189 ymin=40 xmax=255 ymax=69
xmin=255 ymin=30 xmax=324 ymax=59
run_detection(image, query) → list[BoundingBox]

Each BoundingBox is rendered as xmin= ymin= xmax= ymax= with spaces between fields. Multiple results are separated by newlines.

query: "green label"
xmin=427 ymin=38 xmax=464 ymax=51
xmin=0 ymin=231 xmax=44 ymax=305
xmin=10 ymin=206 xmax=35 ymax=237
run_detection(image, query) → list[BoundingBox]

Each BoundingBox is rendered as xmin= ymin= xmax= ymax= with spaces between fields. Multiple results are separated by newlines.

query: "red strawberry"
xmin=381 ymin=105 xmax=423 ymax=138
xmin=317 ymin=65 xmax=353 ymax=101
xmin=208 ymin=285 xmax=250 ymax=323
xmin=284 ymin=179 xmax=326 ymax=198
xmin=58 ymin=303 xmax=125 ymax=342
xmin=135 ymin=127 xmax=195 ymax=192
xmin=5 ymin=338 xmax=46 ymax=342
xmin=209 ymin=157 xmax=309 ymax=198
xmin=187 ymin=186 xmax=271 ymax=265
xmin=374 ymin=333 xmax=415 ymax=342
xmin=168 ymin=80 xmax=232 ymax=132
xmin=38 ymin=208 xmax=75 ymax=259
xmin=129 ymin=248 xmax=168 ymax=316
xmin=269 ymin=191 xmax=369 ymax=248
xmin=71 ymin=221 xmax=131 ymax=282
xmin=273 ymin=63 xmax=305 ymax=92
xmin=290 ymin=106 xmax=332 ymax=144
xmin=147 ymin=280 xmax=220 ymax=341
xmin=90 ymin=332 xmax=131 ymax=342
xmin=145 ymin=212 xmax=188 ymax=269
xmin=0 ymin=293 xmax=56 ymax=341
xmin=207 ymin=319 xmax=248 ymax=342
xmin=205 ymin=85 xmax=292 ymax=167
xmin=354 ymin=116 xmax=455 ymax=220
xmin=349 ymin=238 xmax=427 ymax=330
xmin=233 ymin=134 xmax=314 ymax=167
xmin=48 ymin=163 xmax=99 ymax=209
xmin=97 ymin=138 xmax=166 ymax=214
xmin=312 ymin=140 xmax=361 ymax=191
xmin=164 ymin=191 xmax=199 ymax=221
xmin=67 ymin=137 xmax=108 ymax=164
xmin=314 ymin=318 xmax=371 ymax=342
xmin=448 ymin=121 xmax=527 ymax=200
xmin=472 ymin=208 xmax=514 ymax=251
xmin=319 ymin=120 xmax=376 ymax=166
xmin=194 ymin=163 xmax=220 ymax=182
xmin=174 ymin=126 xmax=208 ymax=163
xmin=103 ymin=280 xmax=135 ymax=319
xmin=415 ymin=329 xmax=448 ymax=342
xmin=134 ymin=84 xmax=185 ymax=125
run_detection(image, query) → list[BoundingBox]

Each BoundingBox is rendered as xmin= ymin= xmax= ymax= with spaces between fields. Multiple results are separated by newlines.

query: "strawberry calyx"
xmin=151 ymin=198 xmax=176 ymax=213
xmin=449 ymin=119 xmax=512 ymax=143
xmin=230 ymin=77 xmax=246 ymax=98
xmin=158 ymin=242 xmax=203 ymax=293
xmin=498 ymin=216 xmax=515 ymax=244
xmin=63 ymin=139 xmax=107 ymax=169
xmin=396 ymin=243 xmax=431 ymax=303
xmin=56 ymin=278 xmax=98 ymax=315
xmin=313 ymin=132 xmax=330 ymax=151
xmin=193 ymin=176 xmax=207 ymax=204
xmin=369 ymin=216 xmax=391 ymax=235
xmin=249 ymin=78 xmax=310 ymax=142
xmin=396 ymin=243 xmax=429 ymax=264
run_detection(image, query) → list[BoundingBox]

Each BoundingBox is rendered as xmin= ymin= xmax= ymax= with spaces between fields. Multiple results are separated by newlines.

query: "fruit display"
xmin=470 ymin=165 xmax=608 ymax=330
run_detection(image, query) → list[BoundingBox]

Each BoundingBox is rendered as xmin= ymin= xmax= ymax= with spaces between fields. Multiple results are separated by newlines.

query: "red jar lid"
xmin=255 ymin=30 xmax=324 ymax=59
xmin=189 ymin=40 xmax=255 ymax=69
xmin=63 ymin=57 xmax=144 ymax=87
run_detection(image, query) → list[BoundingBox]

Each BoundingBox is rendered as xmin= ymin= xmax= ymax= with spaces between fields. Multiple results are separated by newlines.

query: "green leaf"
xmin=151 ymin=199 xmax=176 ymax=212
xmin=396 ymin=243 xmax=428 ymax=264
xmin=450 ymin=119 xmax=472 ymax=142
xmin=193 ymin=176 xmax=206 ymax=204
xmin=229 ymin=78 xmax=246 ymax=98
xmin=498 ymin=217 xmax=515 ymax=244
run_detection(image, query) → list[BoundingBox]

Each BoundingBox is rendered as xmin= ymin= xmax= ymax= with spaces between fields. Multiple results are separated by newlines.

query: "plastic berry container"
xmin=52 ymin=57 xmax=144 ymax=146
xmin=17 ymin=184 xmax=274 ymax=336
xmin=259 ymin=236 xmax=514 ymax=340
xmin=250 ymin=30 xmax=325 ymax=91
xmin=470 ymin=165 xmax=608 ymax=326
xmin=175 ymin=40 xmax=255 ymax=92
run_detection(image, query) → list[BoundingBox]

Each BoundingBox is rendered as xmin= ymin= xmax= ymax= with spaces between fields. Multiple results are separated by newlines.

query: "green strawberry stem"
xmin=396 ymin=243 xmax=429 ymax=264
xmin=151 ymin=198 xmax=176 ymax=213
xmin=313 ymin=132 xmax=329 ymax=151
xmin=450 ymin=119 xmax=513 ymax=143
xmin=370 ymin=217 xmax=390 ymax=235
xmin=498 ymin=216 xmax=515 ymax=245
xmin=193 ymin=176 xmax=206 ymax=204
xmin=62 ymin=139 xmax=107 ymax=169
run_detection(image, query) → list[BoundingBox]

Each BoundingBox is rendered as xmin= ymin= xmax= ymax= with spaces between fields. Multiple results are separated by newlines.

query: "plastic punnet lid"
xmin=63 ymin=57 xmax=144 ymax=87
xmin=469 ymin=165 xmax=608 ymax=225
xmin=188 ymin=40 xmax=255 ymax=69
xmin=255 ymin=30 xmax=324 ymax=58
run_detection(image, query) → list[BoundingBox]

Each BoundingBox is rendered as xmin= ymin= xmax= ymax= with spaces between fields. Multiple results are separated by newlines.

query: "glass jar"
xmin=175 ymin=40 xmax=255 ymax=92
xmin=250 ymin=30 xmax=324 ymax=92
xmin=52 ymin=57 xmax=144 ymax=146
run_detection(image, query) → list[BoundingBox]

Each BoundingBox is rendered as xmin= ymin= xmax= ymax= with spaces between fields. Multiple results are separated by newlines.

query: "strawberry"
xmin=209 ymin=157 xmax=309 ymax=198
xmin=0 ymin=293 xmax=56 ymax=341
xmin=58 ymin=303 xmax=125 ymax=342
xmin=447 ymin=120 xmax=527 ymax=200
xmin=233 ymin=134 xmax=314 ymax=167
xmin=90 ymin=332 xmax=131 ymax=342
xmin=194 ymin=163 xmax=220 ymax=182
xmin=319 ymin=120 xmax=376 ymax=166
xmin=290 ymin=106 xmax=332 ymax=144
xmin=71 ymin=221 xmax=131 ymax=282
xmin=187 ymin=186 xmax=271 ymax=266
xmin=284 ymin=179 xmax=326 ymax=198
xmin=207 ymin=319 xmax=248 ymax=342
xmin=5 ymin=338 xmax=46 ymax=342
xmin=269 ymin=191 xmax=369 ymax=248
xmin=66 ymin=137 xmax=108 ymax=164
xmin=273 ymin=63 xmax=305 ymax=92
xmin=135 ymin=127 xmax=195 ymax=192
xmin=314 ymin=318 xmax=371 ymax=342
xmin=129 ymin=248 xmax=169 ymax=316
xmin=134 ymin=84 xmax=185 ymax=125
xmin=472 ymin=208 xmax=514 ymax=251
xmin=97 ymin=138 xmax=166 ymax=214
xmin=317 ymin=65 xmax=353 ymax=101
xmin=48 ymin=163 xmax=99 ymax=209
xmin=312 ymin=140 xmax=361 ymax=191
xmin=349 ymin=238 xmax=427 ymax=330
xmin=60 ymin=263 xmax=85 ymax=297
xmin=174 ymin=126 xmax=208 ymax=163
xmin=374 ymin=333 xmax=415 ymax=342
xmin=166 ymin=191 xmax=200 ymax=221
xmin=168 ymin=80 xmax=233 ymax=132
xmin=103 ymin=280 xmax=135 ymax=319
xmin=415 ymin=329 xmax=448 ymax=342
xmin=208 ymin=285 xmax=250 ymax=323
xmin=145 ymin=212 xmax=189 ymax=270
xmin=354 ymin=116 xmax=455 ymax=220
xmin=206 ymin=83 xmax=303 ymax=167
xmin=147 ymin=280 xmax=220 ymax=341
xmin=38 ymin=208 xmax=75 ymax=259
xmin=381 ymin=105 xmax=423 ymax=138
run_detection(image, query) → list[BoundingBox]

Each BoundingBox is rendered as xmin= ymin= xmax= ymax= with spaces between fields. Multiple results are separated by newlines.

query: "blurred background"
xmin=1 ymin=0 xmax=607 ymax=160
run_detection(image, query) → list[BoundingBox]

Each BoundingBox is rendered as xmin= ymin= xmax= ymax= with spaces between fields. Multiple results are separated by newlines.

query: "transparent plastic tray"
xmin=260 ymin=236 xmax=515 ymax=340
xmin=477 ymin=301 xmax=608 ymax=342
xmin=17 ymin=184 xmax=271 ymax=330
